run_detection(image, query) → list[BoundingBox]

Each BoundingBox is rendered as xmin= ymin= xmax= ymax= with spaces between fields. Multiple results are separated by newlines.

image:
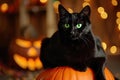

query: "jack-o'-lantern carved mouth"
xmin=13 ymin=54 xmax=43 ymax=71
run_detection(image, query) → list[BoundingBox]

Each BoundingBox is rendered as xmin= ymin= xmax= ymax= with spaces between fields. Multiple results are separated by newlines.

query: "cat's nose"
xmin=70 ymin=31 xmax=75 ymax=35
xmin=70 ymin=33 xmax=78 ymax=40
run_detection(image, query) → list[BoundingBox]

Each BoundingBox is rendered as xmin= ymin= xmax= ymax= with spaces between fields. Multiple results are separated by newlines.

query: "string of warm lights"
xmin=97 ymin=7 xmax=108 ymax=19
xmin=102 ymin=42 xmax=118 ymax=55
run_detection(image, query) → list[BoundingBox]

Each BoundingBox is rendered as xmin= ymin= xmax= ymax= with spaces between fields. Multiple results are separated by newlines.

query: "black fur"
xmin=40 ymin=5 xmax=116 ymax=80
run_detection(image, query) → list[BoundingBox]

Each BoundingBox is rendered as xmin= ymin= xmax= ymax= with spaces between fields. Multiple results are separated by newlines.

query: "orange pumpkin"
xmin=9 ymin=37 xmax=43 ymax=71
xmin=36 ymin=66 xmax=115 ymax=80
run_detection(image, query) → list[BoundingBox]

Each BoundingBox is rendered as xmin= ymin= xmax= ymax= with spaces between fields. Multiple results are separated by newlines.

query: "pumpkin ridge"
xmin=62 ymin=66 xmax=68 ymax=80
xmin=51 ymin=67 xmax=63 ymax=80
xmin=36 ymin=66 xmax=115 ymax=80
xmin=104 ymin=67 xmax=115 ymax=80
xmin=56 ymin=67 xmax=66 ymax=80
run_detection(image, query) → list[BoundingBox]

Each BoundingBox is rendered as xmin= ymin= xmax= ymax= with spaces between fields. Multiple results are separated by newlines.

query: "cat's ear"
xmin=58 ymin=4 xmax=69 ymax=18
xmin=80 ymin=5 xmax=91 ymax=17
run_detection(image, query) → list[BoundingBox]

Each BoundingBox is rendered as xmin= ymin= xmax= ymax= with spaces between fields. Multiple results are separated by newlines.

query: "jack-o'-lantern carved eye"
xmin=16 ymin=39 xmax=32 ymax=48
xmin=33 ymin=40 xmax=41 ymax=48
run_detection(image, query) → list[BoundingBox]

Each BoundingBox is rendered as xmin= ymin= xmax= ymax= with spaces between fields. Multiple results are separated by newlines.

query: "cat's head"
xmin=58 ymin=4 xmax=91 ymax=42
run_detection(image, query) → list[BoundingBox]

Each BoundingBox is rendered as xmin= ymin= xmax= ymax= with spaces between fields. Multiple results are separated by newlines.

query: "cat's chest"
xmin=60 ymin=43 xmax=91 ymax=55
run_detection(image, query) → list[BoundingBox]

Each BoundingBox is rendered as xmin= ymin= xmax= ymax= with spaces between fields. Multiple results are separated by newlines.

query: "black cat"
xmin=40 ymin=5 xmax=108 ymax=80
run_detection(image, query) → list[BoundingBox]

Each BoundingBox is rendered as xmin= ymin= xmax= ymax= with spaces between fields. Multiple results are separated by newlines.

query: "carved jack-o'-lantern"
xmin=8 ymin=0 xmax=43 ymax=71
xmin=9 ymin=37 xmax=43 ymax=71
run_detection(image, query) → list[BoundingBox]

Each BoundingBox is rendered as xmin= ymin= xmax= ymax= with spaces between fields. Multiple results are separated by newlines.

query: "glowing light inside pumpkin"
xmin=1 ymin=3 xmax=8 ymax=13
xmin=28 ymin=59 xmax=35 ymax=71
xmin=14 ymin=54 xmax=43 ymax=70
xmin=28 ymin=47 xmax=38 ymax=57
xmin=16 ymin=39 xmax=31 ymax=48
xmin=14 ymin=54 xmax=27 ymax=69
xmin=33 ymin=40 xmax=41 ymax=48
xmin=35 ymin=57 xmax=43 ymax=69
xmin=110 ymin=46 xmax=117 ymax=54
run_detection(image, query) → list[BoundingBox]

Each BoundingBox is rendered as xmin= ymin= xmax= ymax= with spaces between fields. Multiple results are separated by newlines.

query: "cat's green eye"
xmin=64 ymin=24 xmax=70 ymax=28
xmin=76 ymin=23 xmax=82 ymax=28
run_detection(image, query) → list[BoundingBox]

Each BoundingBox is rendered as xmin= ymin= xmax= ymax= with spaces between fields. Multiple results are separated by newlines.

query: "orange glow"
xmin=14 ymin=54 xmax=27 ymax=69
xmin=33 ymin=40 xmax=41 ymax=48
xmin=28 ymin=47 xmax=38 ymax=57
xmin=16 ymin=39 xmax=31 ymax=48
xmin=13 ymin=54 xmax=43 ymax=70
xmin=28 ymin=59 xmax=35 ymax=71
xmin=1 ymin=3 xmax=8 ymax=12
xmin=39 ymin=0 xmax=48 ymax=4
xmin=35 ymin=57 xmax=43 ymax=69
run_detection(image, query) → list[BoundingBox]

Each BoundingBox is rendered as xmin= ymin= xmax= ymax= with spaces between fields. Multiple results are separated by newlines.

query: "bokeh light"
xmin=53 ymin=1 xmax=61 ymax=13
xmin=100 ymin=12 xmax=108 ymax=19
xmin=1 ymin=3 xmax=8 ymax=13
xmin=82 ymin=2 xmax=90 ymax=7
xmin=117 ymin=24 xmax=120 ymax=30
xmin=116 ymin=18 xmax=120 ymax=24
xmin=84 ymin=0 xmax=90 ymax=2
xmin=110 ymin=46 xmax=117 ymax=54
xmin=97 ymin=7 xmax=104 ymax=14
xmin=102 ymin=42 xmax=107 ymax=50
xmin=68 ymin=8 xmax=73 ymax=13
xmin=116 ymin=12 xmax=120 ymax=18
xmin=39 ymin=0 xmax=48 ymax=4
xmin=111 ymin=0 xmax=118 ymax=6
